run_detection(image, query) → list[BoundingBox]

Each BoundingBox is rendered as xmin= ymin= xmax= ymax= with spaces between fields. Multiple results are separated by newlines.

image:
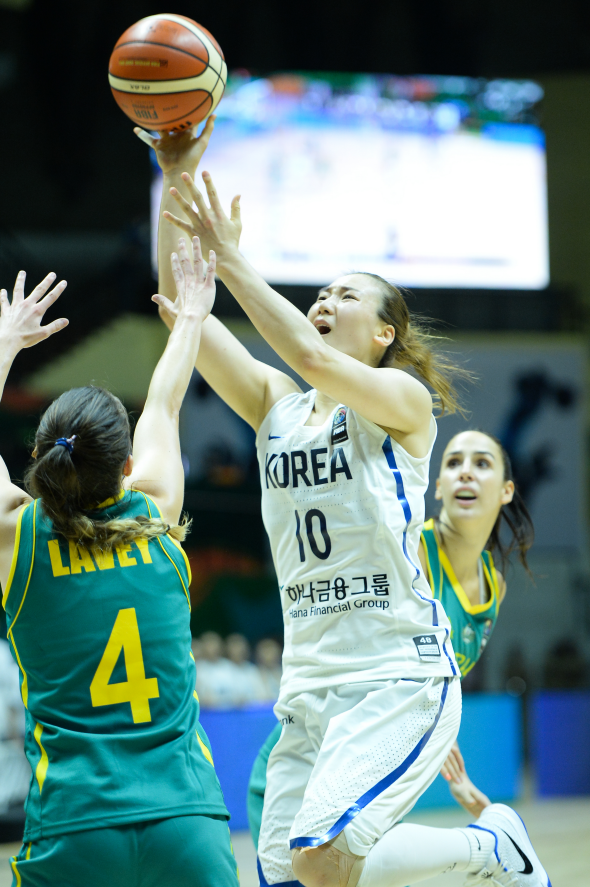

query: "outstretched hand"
xmin=163 ymin=170 xmax=242 ymax=263
xmin=441 ymin=742 xmax=491 ymax=818
xmin=152 ymin=236 xmax=216 ymax=324
xmin=0 ymin=271 xmax=68 ymax=353
xmin=134 ymin=116 xmax=216 ymax=176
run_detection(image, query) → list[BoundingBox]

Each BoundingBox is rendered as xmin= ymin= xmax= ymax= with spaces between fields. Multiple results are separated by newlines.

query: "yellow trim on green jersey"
xmin=138 ymin=492 xmax=192 ymax=606
xmin=421 ymin=518 xmax=501 ymax=678
xmin=34 ymin=722 xmax=49 ymax=793
xmin=197 ymin=732 xmax=214 ymax=766
xmin=2 ymin=501 xmax=30 ymax=608
xmin=10 ymin=634 xmax=29 ymax=709
xmin=7 ymin=500 xmax=37 ymax=632
xmin=95 ymin=489 xmax=126 ymax=509
xmin=437 ymin=546 xmax=496 ymax=615
xmin=10 ymin=855 xmax=21 ymax=887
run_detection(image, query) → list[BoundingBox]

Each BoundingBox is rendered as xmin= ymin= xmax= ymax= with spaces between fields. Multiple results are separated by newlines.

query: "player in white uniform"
xmin=142 ymin=121 xmax=550 ymax=887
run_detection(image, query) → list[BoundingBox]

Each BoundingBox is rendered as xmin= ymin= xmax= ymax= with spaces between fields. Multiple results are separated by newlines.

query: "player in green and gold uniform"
xmin=247 ymin=429 xmax=534 ymax=845
xmin=420 ymin=518 xmax=500 ymax=680
xmin=0 ymin=245 xmax=240 ymax=885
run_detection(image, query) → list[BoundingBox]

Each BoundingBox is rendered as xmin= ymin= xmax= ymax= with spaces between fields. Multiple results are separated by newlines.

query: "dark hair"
xmin=24 ymin=386 xmax=188 ymax=549
xmin=437 ymin=429 xmax=534 ymax=575
xmin=359 ymin=273 xmax=470 ymax=416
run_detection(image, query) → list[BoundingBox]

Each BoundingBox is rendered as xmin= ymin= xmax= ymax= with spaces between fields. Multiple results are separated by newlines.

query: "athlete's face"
xmin=436 ymin=431 xmax=514 ymax=524
xmin=307 ymin=274 xmax=394 ymax=366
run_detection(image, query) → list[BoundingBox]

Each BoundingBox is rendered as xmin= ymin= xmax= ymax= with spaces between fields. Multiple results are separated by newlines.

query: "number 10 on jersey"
xmin=295 ymin=509 xmax=332 ymax=561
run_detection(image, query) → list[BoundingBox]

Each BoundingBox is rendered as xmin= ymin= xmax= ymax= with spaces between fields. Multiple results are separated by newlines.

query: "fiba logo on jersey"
xmin=331 ymin=407 xmax=348 ymax=445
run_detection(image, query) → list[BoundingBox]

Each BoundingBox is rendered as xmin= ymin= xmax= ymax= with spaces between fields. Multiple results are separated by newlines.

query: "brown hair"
xmin=437 ymin=429 xmax=534 ymax=574
xmin=24 ymin=386 xmax=189 ymax=549
xmin=361 ymin=273 xmax=469 ymax=416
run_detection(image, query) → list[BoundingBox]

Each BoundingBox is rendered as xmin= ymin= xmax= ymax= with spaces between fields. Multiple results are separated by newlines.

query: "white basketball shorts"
xmin=257 ymin=675 xmax=461 ymax=885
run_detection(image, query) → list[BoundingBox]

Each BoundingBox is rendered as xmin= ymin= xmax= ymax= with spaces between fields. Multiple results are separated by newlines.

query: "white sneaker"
xmin=464 ymin=804 xmax=551 ymax=886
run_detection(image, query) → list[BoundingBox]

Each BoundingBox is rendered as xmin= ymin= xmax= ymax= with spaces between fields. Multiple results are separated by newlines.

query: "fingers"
xmin=177 ymin=237 xmax=195 ymax=283
xmin=230 ymin=194 xmax=242 ymax=228
xmin=41 ymin=317 xmax=69 ymax=339
xmin=205 ymin=250 xmax=216 ymax=286
xmin=197 ymin=115 xmax=215 ymax=148
xmin=0 ymin=289 xmax=8 ymax=314
xmin=151 ymin=294 xmax=176 ymax=314
xmin=163 ymin=210 xmax=195 ymax=237
xmin=134 ymin=127 xmax=158 ymax=149
xmin=12 ymin=270 xmax=26 ymax=303
xmin=169 ymin=186 xmax=200 ymax=225
xmin=28 ymin=272 xmax=58 ymax=304
xmin=452 ymin=745 xmax=466 ymax=773
xmin=201 ymin=171 xmax=224 ymax=217
xmin=180 ymin=172 xmax=210 ymax=221
xmin=192 ymin=235 xmax=203 ymax=273
xmin=37 ymin=279 xmax=67 ymax=312
xmin=170 ymin=251 xmax=186 ymax=298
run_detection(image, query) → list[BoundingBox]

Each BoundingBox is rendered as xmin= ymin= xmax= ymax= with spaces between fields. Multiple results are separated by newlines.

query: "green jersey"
xmin=1 ymin=490 xmax=228 ymax=842
xmin=420 ymin=519 xmax=501 ymax=678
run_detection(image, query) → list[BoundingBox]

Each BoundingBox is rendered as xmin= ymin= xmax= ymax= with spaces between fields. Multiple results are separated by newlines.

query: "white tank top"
xmin=256 ymin=390 xmax=458 ymax=696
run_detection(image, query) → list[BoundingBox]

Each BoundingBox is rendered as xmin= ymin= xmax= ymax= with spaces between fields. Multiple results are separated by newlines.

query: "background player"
xmin=0 ymin=246 xmax=239 ymax=887
xmin=247 ymin=428 xmax=535 ymax=844
xmin=144 ymin=121 xmax=549 ymax=887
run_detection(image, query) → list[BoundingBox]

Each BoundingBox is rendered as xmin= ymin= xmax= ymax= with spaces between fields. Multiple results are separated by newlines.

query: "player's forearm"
xmin=145 ymin=313 xmax=203 ymax=415
xmin=0 ymin=337 xmax=19 ymax=405
xmin=158 ymin=172 xmax=194 ymax=306
xmin=217 ymin=250 xmax=325 ymax=378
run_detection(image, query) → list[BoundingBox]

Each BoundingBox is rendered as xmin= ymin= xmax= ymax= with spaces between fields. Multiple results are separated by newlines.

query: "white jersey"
xmin=256 ymin=390 xmax=458 ymax=696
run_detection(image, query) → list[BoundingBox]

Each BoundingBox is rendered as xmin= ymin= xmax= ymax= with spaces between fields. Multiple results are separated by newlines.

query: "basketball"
xmin=108 ymin=14 xmax=227 ymax=132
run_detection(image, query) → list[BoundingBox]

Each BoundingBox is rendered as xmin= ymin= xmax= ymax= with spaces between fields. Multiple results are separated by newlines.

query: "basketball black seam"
xmin=111 ymin=86 xmax=217 ymax=97
xmin=110 ymin=55 xmax=223 ymax=83
xmin=165 ymin=19 xmax=224 ymax=62
xmin=112 ymin=39 xmax=209 ymax=66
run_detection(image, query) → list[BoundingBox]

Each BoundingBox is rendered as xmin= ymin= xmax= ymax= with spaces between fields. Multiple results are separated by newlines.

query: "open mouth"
xmin=455 ymin=490 xmax=477 ymax=501
xmin=316 ymin=323 xmax=331 ymax=335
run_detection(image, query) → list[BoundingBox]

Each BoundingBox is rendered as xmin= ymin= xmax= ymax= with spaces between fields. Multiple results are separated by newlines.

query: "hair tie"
xmin=55 ymin=435 xmax=77 ymax=454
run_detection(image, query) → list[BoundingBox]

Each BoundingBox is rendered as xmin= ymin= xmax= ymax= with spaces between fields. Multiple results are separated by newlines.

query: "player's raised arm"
xmin=136 ymin=122 xmax=300 ymax=432
xmin=125 ymin=237 xmax=217 ymax=524
xmin=0 ymin=271 xmax=68 ymax=576
xmin=165 ymin=172 xmax=437 ymax=451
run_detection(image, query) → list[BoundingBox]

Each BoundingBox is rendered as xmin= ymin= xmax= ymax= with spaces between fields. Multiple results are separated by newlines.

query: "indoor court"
xmin=1 ymin=2 xmax=590 ymax=887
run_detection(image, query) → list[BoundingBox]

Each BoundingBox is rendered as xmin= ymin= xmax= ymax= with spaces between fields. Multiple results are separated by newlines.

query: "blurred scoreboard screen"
xmin=152 ymin=73 xmax=548 ymax=289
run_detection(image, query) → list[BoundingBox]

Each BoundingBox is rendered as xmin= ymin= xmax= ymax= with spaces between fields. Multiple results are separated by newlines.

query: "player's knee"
xmin=291 ymin=845 xmax=361 ymax=887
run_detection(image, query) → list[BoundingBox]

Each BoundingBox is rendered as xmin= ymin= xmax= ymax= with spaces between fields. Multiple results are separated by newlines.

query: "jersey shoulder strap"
xmin=481 ymin=548 xmax=501 ymax=616
xmin=134 ymin=490 xmax=192 ymax=601
xmin=420 ymin=518 xmax=443 ymax=600
xmin=2 ymin=500 xmax=37 ymax=626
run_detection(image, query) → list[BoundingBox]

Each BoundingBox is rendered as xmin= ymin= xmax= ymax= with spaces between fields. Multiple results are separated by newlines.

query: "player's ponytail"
xmin=361 ymin=273 xmax=469 ymax=416
xmin=24 ymin=386 xmax=189 ymax=549
xmin=481 ymin=432 xmax=535 ymax=575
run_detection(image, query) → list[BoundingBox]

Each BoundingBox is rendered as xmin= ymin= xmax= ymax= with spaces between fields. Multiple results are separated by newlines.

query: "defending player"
xmin=0 ymin=248 xmax=239 ymax=886
xmin=247 ymin=428 xmax=535 ymax=845
xmin=145 ymin=122 xmax=549 ymax=887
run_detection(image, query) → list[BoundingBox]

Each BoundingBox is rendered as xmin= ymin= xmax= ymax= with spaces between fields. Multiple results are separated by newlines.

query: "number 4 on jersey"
xmin=90 ymin=608 xmax=159 ymax=723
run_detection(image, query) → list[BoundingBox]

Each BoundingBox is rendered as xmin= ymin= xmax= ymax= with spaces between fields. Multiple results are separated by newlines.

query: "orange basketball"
xmin=108 ymin=14 xmax=227 ymax=132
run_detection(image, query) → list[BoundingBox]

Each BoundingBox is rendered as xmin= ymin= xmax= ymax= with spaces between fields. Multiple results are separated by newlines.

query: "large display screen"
xmin=151 ymin=73 xmax=548 ymax=289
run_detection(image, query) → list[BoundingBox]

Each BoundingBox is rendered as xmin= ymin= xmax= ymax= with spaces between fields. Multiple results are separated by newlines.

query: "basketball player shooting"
xmin=142 ymin=120 xmax=551 ymax=887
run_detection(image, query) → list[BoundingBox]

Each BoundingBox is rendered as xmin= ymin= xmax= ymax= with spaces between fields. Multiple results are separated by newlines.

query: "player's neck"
xmin=436 ymin=510 xmax=493 ymax=585
xmin=308 ymin=391 xmax=339 ymax=425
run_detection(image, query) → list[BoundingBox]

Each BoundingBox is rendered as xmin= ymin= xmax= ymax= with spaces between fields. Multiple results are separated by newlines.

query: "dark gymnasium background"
xmin=1 ymin=1 xmax=590 ymax=881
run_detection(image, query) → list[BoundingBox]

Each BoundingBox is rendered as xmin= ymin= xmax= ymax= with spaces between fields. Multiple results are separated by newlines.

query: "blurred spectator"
xmin=0 ymin=639 xmax=29 ymax=814
xmin=255 ymin=638 xmax=282 ymax=702
xmin=194 ymin=631 xmax=237 ymax=710
xmin=543 ymin=639 xmax=587 ymax=689
xmin=226 ymin=634 xmax=265 ymax=705
xmin=193 ymin=632 xmax=283 ymax=708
